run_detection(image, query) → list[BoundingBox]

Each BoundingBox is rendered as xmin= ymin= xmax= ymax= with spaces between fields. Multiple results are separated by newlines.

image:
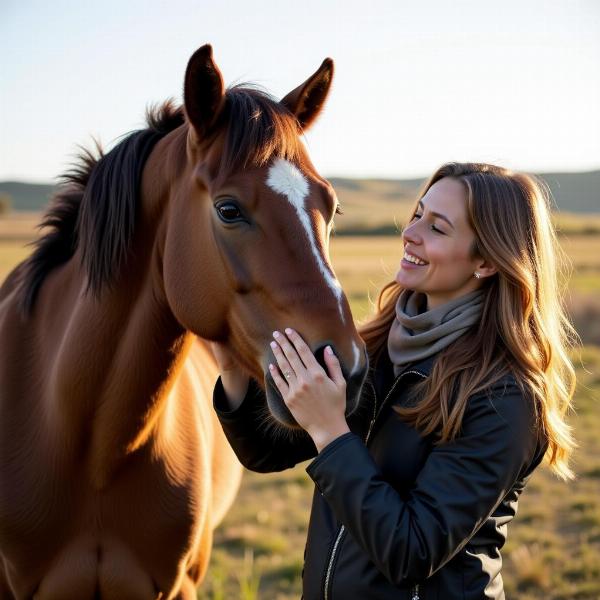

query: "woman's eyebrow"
xmin=418 ymin=200 xmax=455 ymax=229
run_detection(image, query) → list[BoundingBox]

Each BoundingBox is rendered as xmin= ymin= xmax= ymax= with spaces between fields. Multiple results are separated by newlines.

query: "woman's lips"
xmin=401 ymin=258 xmax=427 ymax=269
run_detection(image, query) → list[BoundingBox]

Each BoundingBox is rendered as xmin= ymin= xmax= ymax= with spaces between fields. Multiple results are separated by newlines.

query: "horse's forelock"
xmin=217 ymin=86 xmax=304 ymax=179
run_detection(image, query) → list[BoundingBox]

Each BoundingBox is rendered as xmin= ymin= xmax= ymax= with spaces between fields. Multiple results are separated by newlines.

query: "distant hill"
xmin=330 ymin=170 xmax=600 ymax=213
xmin=0 ymin=181 xmax=55 ymax=212
xmin=539 ymin=171 xmax=600 ymax=213
xmin=1 ymin=170 xmax=598 ymax=219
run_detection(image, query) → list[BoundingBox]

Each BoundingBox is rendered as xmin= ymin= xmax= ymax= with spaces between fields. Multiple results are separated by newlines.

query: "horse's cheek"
xmin=162 ymin=231 xmax=229 ymax=339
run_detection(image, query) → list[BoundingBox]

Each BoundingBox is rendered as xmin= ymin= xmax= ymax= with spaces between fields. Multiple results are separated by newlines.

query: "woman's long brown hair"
xmin=360 ymin=162 xmax=577 ymax=480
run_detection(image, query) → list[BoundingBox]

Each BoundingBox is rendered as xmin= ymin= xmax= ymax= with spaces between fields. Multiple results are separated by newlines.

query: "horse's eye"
xmin=217 ymin=202 xmax=243 ymax=222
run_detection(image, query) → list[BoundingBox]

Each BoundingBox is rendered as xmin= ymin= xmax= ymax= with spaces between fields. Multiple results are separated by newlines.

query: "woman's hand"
xmin=211 ymin=341 xmax=249 ymax=410
xmin=269 ymin=328 xmax=350 ymax=452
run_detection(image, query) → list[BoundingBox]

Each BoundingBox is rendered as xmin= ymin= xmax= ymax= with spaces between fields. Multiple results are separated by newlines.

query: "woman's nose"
xmin=402 ymin=221 xmax=421 ymax=244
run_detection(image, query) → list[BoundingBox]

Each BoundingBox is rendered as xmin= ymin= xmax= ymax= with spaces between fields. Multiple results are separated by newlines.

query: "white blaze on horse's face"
xmin=266 ymin=158 xmax=345 ymax=323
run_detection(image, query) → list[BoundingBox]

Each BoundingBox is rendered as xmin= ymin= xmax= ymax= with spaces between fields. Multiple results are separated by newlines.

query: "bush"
xmin=0 ymin=193 xmax=12 ymax=215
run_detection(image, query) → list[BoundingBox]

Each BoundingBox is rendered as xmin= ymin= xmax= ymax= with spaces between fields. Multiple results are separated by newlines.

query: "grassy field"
xmin=1 ymin=211 xmax=599 ymax=599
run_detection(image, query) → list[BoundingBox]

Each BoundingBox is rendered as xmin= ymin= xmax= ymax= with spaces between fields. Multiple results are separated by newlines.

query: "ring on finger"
xmin=284 ymin=371 xmax=292 ymax=380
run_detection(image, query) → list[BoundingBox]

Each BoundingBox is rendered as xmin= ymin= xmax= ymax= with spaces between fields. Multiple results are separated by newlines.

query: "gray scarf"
xmin=387 ymin=289 xmax=484 ymax=375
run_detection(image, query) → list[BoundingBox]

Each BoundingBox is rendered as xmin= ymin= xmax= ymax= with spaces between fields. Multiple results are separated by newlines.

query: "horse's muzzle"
xmin=263 ymin=344 xmax=369 ymax=429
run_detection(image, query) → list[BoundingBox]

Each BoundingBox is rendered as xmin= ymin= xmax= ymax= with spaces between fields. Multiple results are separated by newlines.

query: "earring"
xmin=474 ymin=272 xmax=481 ymax=279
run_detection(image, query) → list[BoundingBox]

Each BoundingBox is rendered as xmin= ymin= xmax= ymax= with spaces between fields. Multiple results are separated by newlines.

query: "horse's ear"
xmin=184 ymin=44 xmax=225 ymax=140
xmin=281 ymin=58 xmax=334 ymax=131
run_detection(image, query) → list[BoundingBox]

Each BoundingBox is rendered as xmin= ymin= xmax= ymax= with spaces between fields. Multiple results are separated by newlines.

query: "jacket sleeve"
xmin=305 ymin=379 xmax=542 ymax=584
xmin=214 ymin=376 xmax=318 ymax=472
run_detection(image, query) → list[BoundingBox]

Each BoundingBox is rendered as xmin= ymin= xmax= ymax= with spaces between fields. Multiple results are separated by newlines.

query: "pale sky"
xmin=1 ymin=0 xmax=599 ymax=182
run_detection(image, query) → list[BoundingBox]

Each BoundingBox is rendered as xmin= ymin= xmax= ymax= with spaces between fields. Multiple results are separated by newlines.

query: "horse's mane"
xmin=18 ymin=100 xmax=184 ymax=314
xmin=18 ymin=87 xmax=303 ymax=315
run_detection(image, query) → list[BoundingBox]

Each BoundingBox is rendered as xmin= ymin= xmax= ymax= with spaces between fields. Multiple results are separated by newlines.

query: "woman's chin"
xmin=395 ymin=272 xmax=419 ymax=290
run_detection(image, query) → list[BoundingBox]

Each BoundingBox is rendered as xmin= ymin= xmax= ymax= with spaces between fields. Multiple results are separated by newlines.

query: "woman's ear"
xmin=474 ymin=258 xmax=498 ymax=279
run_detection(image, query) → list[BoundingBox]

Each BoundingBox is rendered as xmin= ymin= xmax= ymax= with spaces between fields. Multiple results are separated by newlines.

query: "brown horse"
xmin=0 ymin=45 xmax=367 ymax=599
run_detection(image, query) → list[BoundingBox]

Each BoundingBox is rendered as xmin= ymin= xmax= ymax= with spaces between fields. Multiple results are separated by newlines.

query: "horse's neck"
xmin=47 ymin=200 xmax=191 ymax=489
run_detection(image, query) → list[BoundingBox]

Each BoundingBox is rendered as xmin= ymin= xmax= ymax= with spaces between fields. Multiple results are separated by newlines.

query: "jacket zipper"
xmin=323 ymin=369 xmax=426 ymax=600
xmin=411 ymin=583 xmax=420 ymax=599
xmin=323 ymin=524 xmax=346 ymax=600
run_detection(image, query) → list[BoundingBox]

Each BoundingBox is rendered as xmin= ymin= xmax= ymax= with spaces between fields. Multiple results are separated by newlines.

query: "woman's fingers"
xmin=284 ymin=328 xmax=320 ymax=372
xmin=269 ymin=332 xmax=349 ymax=442
xmin=273 ymin=330 xmax=307 ymax=374
xmin=269 ymin=363 xmax=288 ymax=394
xmin=271 ymin=330 xmax=346 ymax=390
xmin=324 ymin=346 xmax=346 ymax=387
xmin=270 ymin=339 xmax=295 ymax=382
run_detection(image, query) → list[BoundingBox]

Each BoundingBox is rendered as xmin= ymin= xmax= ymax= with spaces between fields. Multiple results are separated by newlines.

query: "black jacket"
xmin=214 ymin=352 xmax=548 ymax=600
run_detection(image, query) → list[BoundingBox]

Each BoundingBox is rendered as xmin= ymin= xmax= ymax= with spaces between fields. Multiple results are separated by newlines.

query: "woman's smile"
xmin=402 ymin=250 xmax=428 ymax=267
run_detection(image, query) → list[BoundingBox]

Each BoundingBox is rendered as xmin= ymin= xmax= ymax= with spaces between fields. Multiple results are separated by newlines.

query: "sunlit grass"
xmin=0 ymin=242 xmax=31 ymax=282
xmin=198 ymin=468 xmax=311 ymax=600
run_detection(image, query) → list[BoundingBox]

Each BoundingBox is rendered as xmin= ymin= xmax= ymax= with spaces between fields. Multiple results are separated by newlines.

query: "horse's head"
xmin=162 ymin=45 xmax=367 ymax=427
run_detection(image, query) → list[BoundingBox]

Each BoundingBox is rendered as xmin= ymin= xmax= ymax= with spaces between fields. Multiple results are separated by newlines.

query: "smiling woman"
xmin=212 ymin=161 xmax=577 ymax=600
xmin=397 ymin=176 xmax=497 ymax=309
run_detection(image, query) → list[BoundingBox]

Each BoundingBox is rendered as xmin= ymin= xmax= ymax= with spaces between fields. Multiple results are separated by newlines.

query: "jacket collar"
xmin=378 ymin=350 xmax=436 ymax=378
xmin=372 ymin=351 xmax=435 ymax=403
xmin=397 ymin=354 xmax=436 ymax=378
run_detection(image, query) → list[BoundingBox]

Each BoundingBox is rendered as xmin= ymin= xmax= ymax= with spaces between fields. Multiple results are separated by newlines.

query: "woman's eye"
xmin=411 ymin=213 xmax=422 ymax=221
xmin=217 ymin=202 xmax=243 ymax=222
xmin=431 ymin=224 xmax=445 ymax=234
